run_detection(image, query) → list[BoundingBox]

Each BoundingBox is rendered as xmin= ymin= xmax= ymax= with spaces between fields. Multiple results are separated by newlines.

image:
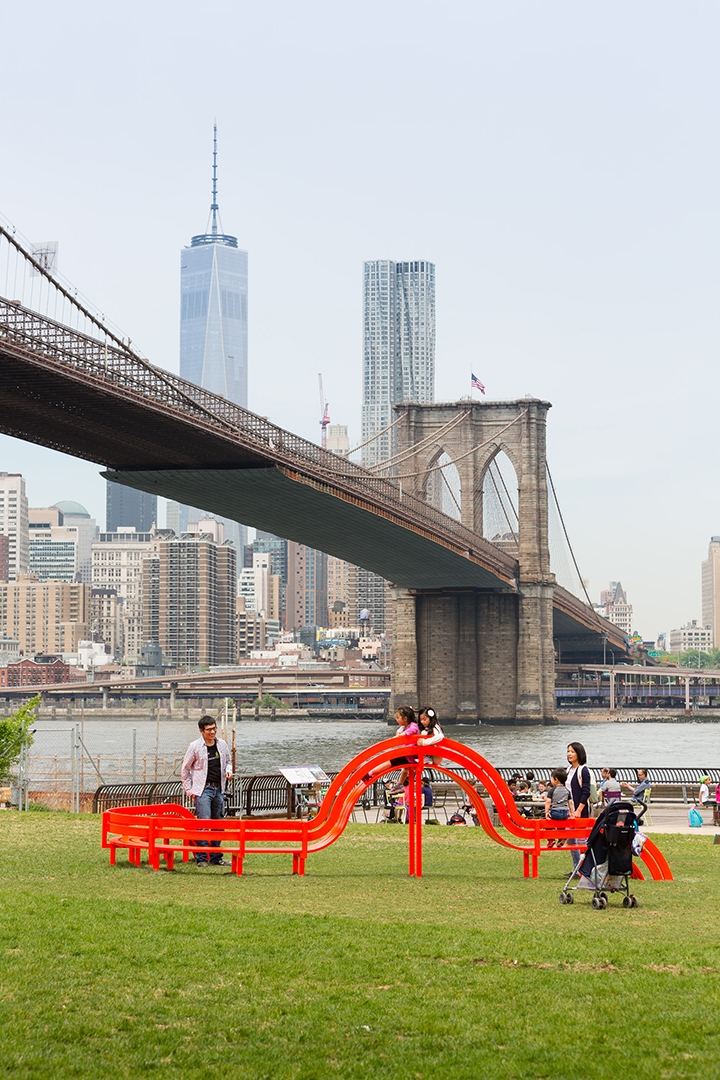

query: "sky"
xmin=1 ymin=0 xmax=719 ymax=640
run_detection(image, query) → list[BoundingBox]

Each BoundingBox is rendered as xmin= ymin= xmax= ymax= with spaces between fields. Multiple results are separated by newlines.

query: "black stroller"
xmin=560 ymin=801 xmax=646 ymax=910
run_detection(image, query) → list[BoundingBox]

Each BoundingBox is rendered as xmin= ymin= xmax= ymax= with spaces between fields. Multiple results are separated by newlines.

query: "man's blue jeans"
xmin=195 ymin=785 xmax=224 ymax=864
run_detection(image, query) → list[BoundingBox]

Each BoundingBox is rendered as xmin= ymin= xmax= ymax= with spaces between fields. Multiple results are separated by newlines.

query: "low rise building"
xmin=0 ymin=656 xmax=87 ymax=686
xmin=668 ymin=620 xmax=713 ymax=655
xmin=0 ymin=632 xmax=20 ymax=665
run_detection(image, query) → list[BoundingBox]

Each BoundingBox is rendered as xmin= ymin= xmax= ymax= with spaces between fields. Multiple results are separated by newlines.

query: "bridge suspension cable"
xmin=369 ymin=410 xmax=470 ymax=473
xmin=545 ymin=463 xmax=593 ymax=608
xmin=485 ymin=458 xmax=518 ymax=541
xmin=0 ymin=216 xmax=130 ymax=352
xmin=344 ymin=414 xmax=403 ymax=457
xmin=385 ymin=411 xmax=529 ymax=481
xmin=0 ymin=218 xmax=269 ymax=441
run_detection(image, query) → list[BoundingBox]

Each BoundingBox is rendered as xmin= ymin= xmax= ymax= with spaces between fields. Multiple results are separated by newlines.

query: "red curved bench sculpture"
xmin=102 ymin=802 xmax=196 ymax=865
xmin=101 ymin=737 xmax=673 ymax=882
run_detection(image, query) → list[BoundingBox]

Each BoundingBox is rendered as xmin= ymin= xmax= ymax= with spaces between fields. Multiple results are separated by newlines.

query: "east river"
xmin=28 ymin=717 xmax=719 ymax=777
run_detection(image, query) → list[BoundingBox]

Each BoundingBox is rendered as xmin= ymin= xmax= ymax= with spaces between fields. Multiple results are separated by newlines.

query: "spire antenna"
xmin=211 ymin=122 xmax=219 ymax=236
xmin=191 ymin=123 xmax=237 ymax=248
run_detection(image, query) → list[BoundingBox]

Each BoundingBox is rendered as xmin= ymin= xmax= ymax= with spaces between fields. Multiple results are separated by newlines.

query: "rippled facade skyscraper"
xmin=361 ymin=260 xmax=435 ymax=468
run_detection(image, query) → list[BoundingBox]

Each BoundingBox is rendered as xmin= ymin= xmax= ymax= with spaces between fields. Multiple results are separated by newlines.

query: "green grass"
xmin=0 ymin=814 xmax=718 ymax=1080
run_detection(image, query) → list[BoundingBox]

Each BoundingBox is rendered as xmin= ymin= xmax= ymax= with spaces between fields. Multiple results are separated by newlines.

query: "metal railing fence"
xmin=86 ymin=765 xmax=719 ymax=815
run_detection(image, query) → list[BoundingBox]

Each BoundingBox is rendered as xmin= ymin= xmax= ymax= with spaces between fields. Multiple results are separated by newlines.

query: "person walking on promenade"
xmin=566 ymin=742 xmax=591 ymax=872
xmin=416 ymin=707 xmax=445 ymax=766
xmin=181 ymin=716 xmax=233 ymax=867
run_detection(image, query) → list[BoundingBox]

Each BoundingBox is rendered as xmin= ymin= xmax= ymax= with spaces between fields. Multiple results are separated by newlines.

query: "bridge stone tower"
xmin=390 ymin=398 xmax=556 ymax=725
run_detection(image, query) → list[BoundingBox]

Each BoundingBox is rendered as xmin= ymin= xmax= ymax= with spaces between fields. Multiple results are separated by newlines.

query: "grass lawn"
xmin=0 ymin=814 xmax=718 ymax=1080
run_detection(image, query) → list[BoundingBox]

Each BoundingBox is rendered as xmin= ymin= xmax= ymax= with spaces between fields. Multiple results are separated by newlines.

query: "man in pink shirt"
xmin=181 ymin=716 xmax=233 ymax=866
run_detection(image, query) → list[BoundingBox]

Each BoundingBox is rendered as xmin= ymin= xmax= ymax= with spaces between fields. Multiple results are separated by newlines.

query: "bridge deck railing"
xmin=0 ymin=297 xmax=517 ymax=582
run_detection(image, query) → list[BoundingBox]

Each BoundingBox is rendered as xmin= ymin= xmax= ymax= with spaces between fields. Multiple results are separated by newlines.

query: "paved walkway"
xmin=350 ymin=801 xmax=720 ymax=835
xmin=638 ymin=804 xmax=719 ymax=835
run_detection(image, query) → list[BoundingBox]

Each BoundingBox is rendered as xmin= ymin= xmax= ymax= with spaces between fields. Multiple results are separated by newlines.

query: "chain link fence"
xmin=10 ymin=710 xmax=238 ymax=811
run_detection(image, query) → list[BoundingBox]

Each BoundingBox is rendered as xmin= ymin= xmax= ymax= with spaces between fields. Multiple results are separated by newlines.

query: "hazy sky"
xmin=2 ymin=1 xmax=719 ymax=639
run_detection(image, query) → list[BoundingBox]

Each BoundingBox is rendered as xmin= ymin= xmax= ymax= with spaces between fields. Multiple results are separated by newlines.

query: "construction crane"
xmin=318 ymin=374 xmax=330 ymax=450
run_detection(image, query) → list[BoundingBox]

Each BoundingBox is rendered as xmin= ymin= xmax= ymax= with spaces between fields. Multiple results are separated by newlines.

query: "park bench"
xmin=102 ymin=804 xmax=195 ymax=866
xmin=100 ymin=737 xmax=673 ymax=884
xmin=147 ymin=815 xmax=309 ymax=875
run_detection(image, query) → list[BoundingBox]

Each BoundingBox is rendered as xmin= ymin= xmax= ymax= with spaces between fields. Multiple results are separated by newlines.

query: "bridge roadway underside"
xmin=108 ymin=468 xmax=615 ymax=671
xmin=106 ymin=467 xmax=509 ymax=591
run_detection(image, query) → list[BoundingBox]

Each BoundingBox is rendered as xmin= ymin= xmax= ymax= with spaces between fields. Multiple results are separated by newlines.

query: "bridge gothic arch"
xmin=394 ymin=399 xmax=552 ymax=583
xmin=478 ymin=446 xmax=519 ymax=548
xmin=421 ymin=445 xmax=462 ymax=521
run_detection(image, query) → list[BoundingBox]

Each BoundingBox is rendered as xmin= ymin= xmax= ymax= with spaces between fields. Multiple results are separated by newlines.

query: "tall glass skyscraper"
xmin=173 ymin=127 xmax=248 ymax=562
xmin=361 ymin=260 xmax=435 ymax=467
xmin=106 ymin=482 xmax=157 ymax=534
xmin=180 ymin=128 xmax=248 ymax=403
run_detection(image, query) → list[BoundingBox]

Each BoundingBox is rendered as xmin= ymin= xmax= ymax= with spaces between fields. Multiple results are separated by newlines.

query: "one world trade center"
xmin=172 ymin=126 xmax=248 ymax=561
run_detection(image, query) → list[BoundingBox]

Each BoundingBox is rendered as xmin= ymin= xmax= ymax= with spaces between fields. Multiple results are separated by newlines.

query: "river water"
xmin=28 ymin=718 xmax=719 ymax=776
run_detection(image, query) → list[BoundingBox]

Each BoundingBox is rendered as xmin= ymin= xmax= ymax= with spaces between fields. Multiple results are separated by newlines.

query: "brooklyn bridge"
xmin=0 ymin=223 xmax=627 ymax=724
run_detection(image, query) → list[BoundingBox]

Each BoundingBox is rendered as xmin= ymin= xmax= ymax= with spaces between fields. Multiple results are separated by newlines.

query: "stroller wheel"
xmin=631 ymin=895 xmax=639 ymax=908
xmin=591 ymin=896 xmax=605 ymax=910
xmin=622 ymin=895 xmax=632 ymax=908
xmin=599 ymin=895 xmax=608 ymax=909
xmin=600 ymin=892 xmax=608 ymax=903
xmin=559 ymin=892 xmax=567 ymax=904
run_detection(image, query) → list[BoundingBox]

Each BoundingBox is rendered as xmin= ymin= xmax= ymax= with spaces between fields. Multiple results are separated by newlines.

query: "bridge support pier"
xmin=390 ymin=587 xmax=556 ymax=725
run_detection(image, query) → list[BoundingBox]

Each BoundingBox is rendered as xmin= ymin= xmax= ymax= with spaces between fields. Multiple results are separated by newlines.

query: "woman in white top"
xmin=416 ymin=707 xmax=445 ymax=766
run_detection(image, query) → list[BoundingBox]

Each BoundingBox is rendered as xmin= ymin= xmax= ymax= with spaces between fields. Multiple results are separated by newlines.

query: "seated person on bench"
xmin=598 ymin=767 xmax=622 ymax=804
xmin=621 ymin=768 xmax=651 ymax=806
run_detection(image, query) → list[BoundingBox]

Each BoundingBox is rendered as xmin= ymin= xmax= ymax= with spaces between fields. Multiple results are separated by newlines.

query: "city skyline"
xmin=2 ymin=2 xmax=719 ymax=638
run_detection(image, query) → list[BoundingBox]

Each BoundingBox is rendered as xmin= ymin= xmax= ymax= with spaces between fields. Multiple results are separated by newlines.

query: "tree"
xmin=253 ymin=693 xmax=286 ymax=709
xmin=0 ymin=696 xmax=40 ymax=783
xmin=678 ymin=649 xmax=720 ymax=670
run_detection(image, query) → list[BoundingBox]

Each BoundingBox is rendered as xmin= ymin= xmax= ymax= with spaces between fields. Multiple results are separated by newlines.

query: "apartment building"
xmin=91 ymin=527 xmax=167 ymax=663
xmin=142 ymin=534 xmax=236 ymax=668
xmin=0 ymin=473 xmax=29 ymax=580
xmin=0 ymin=575 xmax=89 ymax=655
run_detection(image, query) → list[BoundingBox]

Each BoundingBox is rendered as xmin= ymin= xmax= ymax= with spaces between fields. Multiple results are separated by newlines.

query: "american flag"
xmin=471 ymin=373 xmax=485 ymax=394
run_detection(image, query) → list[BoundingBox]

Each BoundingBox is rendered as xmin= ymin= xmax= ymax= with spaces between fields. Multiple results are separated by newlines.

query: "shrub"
xmin=0 ymin=695 xmax=40 ymax=783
